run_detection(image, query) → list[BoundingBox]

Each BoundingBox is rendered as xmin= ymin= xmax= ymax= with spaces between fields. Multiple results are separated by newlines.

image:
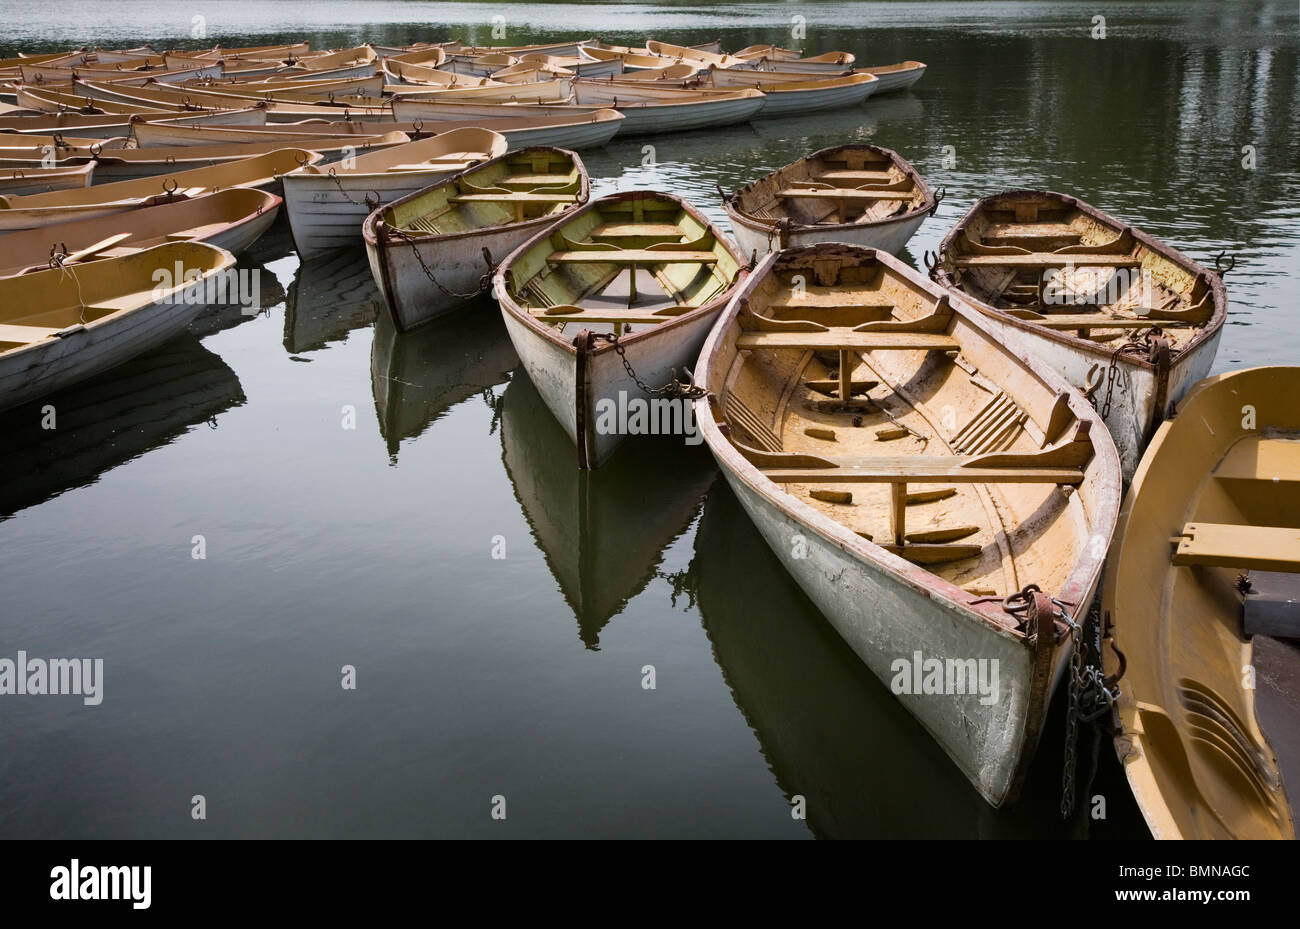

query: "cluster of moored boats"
xmin=2 ymin=35 xmax=1293 ymax=841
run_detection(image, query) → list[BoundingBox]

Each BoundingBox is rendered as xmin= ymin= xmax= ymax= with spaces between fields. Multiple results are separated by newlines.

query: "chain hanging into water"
xmin=1058 ymin=597 xmax=1121 ymax=818
xmin=590 ymin=332 xmax=708 ymax=399
xmin=387 ymin=228 xmax=493 ymax=300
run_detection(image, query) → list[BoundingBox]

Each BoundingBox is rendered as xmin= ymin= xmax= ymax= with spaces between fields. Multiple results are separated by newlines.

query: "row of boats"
xmin=2 ymin=36 xmax=1292 ymax=841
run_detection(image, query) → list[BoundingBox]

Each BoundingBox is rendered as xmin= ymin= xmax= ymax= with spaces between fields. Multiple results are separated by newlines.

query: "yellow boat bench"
xmin=545 ymin=249 xmax=716 ymax=264
xmin=1174 ymin=522 xmax=1300 ymax=573
xmin=735 ymin=331 xmax=961 ymax=351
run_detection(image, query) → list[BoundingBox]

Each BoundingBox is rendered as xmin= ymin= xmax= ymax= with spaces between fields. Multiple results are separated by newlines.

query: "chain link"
xmin=1094 ymin=327 xmax=1163 ymax=419
xmin=386 ymin=228 xmax=492 ymax=301
xmin=1058 ymin=597 xmax=1121 ymax=818
xmin=326 ymin=169 xmax=380 ymax=211
xmin=590 ymin=332 xmax=708 ymax=399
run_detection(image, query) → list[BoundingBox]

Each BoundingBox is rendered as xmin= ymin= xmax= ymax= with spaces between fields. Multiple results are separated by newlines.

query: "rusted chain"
xmin=590 ymin=332 xmax=708 ymax=399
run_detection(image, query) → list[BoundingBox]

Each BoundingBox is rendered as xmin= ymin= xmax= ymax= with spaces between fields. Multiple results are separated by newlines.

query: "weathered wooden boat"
xmin=365 ymin=146 xmax=590 ymax=331
xmin=933 ymin=190 xmax=1227 ymax=479
xmin=724 ymin=144 xmax=935 ymax=257
xmin=708 ymin=72 xmax=878 ymax=116
xmin=0 ymin=160 xmax=94 ymax=195
xmin=371 ymin=299 xmax=517 ymax=461
xmin=1103 ymin=366 xmax=1300 ymax=840
xmin=693 ymin=242 xmax=1122 ymax=806
xmin=570 ymin=81 xmax=765 ymax=135
xmin=280 ymin=128 xmax=507 ymax=259
xmin=133 ymin=109 xmax=626 ymax=152
xmin=494 ymin=189 xmax=747 ymax=468
xmin=499 ymin=370 xmax=715 ymax=646
xmin=0 ymin=148 xmax=318 ymax=230
xmin=0 ymin=242 xmax=237 ymax=412
xmin=854 ymin=61 xmax=927 ymax=93
xmin=0 ymin=187 xmax=281 ymax=278
xmin=733 ymin=45 xmax=856 ymax=73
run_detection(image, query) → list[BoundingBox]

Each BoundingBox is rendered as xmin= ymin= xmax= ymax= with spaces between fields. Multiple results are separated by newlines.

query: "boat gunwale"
xmin=934 ymin=188 xmax=1228 ymax=373
xmin=692 ymin=242 xmax=1122 ymax=632
xmin=724 ymin=142 xmax=935 ymax=240
xmin=492 ymin=188 xmax=748 ymax=359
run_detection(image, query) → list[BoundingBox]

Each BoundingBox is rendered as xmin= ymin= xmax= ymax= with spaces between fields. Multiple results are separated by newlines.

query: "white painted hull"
xmin=713 ymin=465 xmax=1075 ymax=805
xmin=863 ymin=64 xmax=927 ymax=94
xmin=730 ymin=208 xmax=928 ymax=258
xmin=286 ymin=62 xmax=377 ymax=81
xmin=755 ymin=78 xmax=877 ymax=117
xmin=0 ymin=289 xmax=211 ymax=413
xmin=368 ymin=223 xmax=532 ymax=331
xmin=604 ymin=93 xmax=766 ymax=135
xmin=499 ymin=295 xmax=720 ymax=466
xmin=283 ymin=169 xmax=462 ymax=259
xmin=496 ymin=116 xmax=622 ymax=151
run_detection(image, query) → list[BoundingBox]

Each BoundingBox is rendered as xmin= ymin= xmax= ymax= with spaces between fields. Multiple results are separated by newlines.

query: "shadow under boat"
xmin=499 ymin=372 xmax=716 ymax=649
xmin=370 ymin=297 xmax=519 ymax=461
xmin=691 ymin=480 xmax=1140 ymax=839
xmin=284 ymin=250 xmax=382 ymax=355
xmin=0 ymin=334 xmax=244 ymax=520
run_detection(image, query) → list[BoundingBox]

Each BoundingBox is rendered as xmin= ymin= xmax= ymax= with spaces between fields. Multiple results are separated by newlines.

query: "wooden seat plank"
xmin=1213 ymin=439 xmax=1300 ymax=485
xmin=736 ymin=331 xmax=959 ymax=351
xmin=546 ymin=249 xmax=716 ymax=264
xmin=1173 ymin=522 xmax=1300 ymax=573
xmin=777 ymin=187 xmax=915 ymax=201
xmin=953 ymin=253 xmax=1142 ymax=268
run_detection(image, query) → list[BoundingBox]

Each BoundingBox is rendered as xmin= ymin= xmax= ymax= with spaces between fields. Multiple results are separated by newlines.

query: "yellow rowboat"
xmin=129 ymin=109 xmax=624 ymax=151
xmin=933 ymin=189 xmax=1228 ymax=479
xmin=169 ymin=42 xmax=311 ymax=61
xmin=365 ymin=146 xmax=590 ymax=331
xmin=692 ymin=242 xmax=1122 ymax=806
xmin=2 ymin=132 xmax=409 ymax=181
xmin=0 ymin=161 xmax=94 ymax=195
xmin=74 ymin=77 xmax=387 ymax=111
xmin=493 ymin=189 xmax=747 ymax=468
xmin=375 ymin=44 xmax=448 ymax=67
xmin=599 ymin=63 xmax=702 ymax=83
xmin=1104 ymin=366 xmax=1300 ymax=839
xmin=518 ymin=53 xmax=624 ymax=79
xmin=0 ymin=105 xmax=269 ymax=139
xmin=0 ymin=242 xmax=237 ymax=412
xmin=577 ymin=46 xmax=688 ymax=71
xmin=18 ymin=60 xmax=226 ymax=85
xmin=382 ymin=79 xmax=574 ymax=103
xmin=0 ymin=187 xmax=281 ymax=277
xmin=724 ymin=143 xmax=935 ymax=256
xmin=280 ymin=128 xmax=507 ymax=259
xmin=379 ymin=59 xmax=495 ymax=87
xmin=0 ymin=136 xmax=132 ymax=158
xmin=0 ymin=147 xmax=320 ymax=230
xmin=16 ymin=84 xmax=388 ymax=122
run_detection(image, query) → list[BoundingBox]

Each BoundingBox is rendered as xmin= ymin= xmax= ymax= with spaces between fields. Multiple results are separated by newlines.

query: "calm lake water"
xmin=2 ymin=1 xmax=1297 ymax=838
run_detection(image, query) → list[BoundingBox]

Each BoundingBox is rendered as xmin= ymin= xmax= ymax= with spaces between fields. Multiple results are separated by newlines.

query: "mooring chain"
xmin=1091 ymin=326 xmax=1164 ymax=420
xmin=387 ymin=228 xmax=493 ymax=300
xmin=1057 ymin=597 xmax=1121 ymax=818
xmin=326 ymin=169 xmax=380 ymax=211
xmin=590 ymin=332 xmax=708 ymax=399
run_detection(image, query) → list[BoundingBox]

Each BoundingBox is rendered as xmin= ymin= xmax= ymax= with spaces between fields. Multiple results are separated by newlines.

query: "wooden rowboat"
xmin=132 ymin=109 xmax=626 ymax=152
xmin=0 ymin=105 xmax=268 ymax=139
xmin=705 ymin=71 xmax=878 ymax=117
xmin=280 ymin=128 xmax=507 ymax=259
xmin=933 ymin=190 xmax=1227 ymax=479
xmin=365 ymin=146 xmax=590 ymax=331
xmin=494 ymin=189 xmax=747 ymax=468
xmin=724 ymin=143 xmax=935 ymax=257
xmin=0 ymin=147 xmax=319 ymax=230
xmin=854 ymin=61 xmax=927 ymax=93
xmin=0 ymin=161 xmax=94 ymax=196
xmin=0 ymin=242 xmax=237 ymax=412
xmin=2 ymin=133 xmax=410 ymax=181
xmin=1103 ymin=366 xmax=1300 ymax=839
xmin=733 ymin=45 xmax=856 ymax=72
xmin=693 ymin=242 xmax=1122 ymax=806
xmin=570 ymin=81 xmax=765 ymax=135
xmin=0 ymin=187 xmax=281 ymax=278
xmin=644 ymin=40 xmax=755 ymax=70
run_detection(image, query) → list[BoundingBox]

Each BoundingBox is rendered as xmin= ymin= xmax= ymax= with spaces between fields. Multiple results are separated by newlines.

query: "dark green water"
xmin=2 ymin=1 xmax=1296 ymax=838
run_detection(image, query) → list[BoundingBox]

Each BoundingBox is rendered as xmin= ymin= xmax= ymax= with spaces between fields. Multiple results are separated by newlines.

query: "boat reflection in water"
xmin=692 ymin=481 xmax=1142 ymax=838
xmin=499 ymin=372 xmax=716 ymax=648
xmin=370 ymin=298 xmax=519 ymax=462
xmin=188 ymin=257 xmax=288 ymax=339
xmin=284 ymin=251 xmax=382 ymax=355
xmin=0 ymin=334 xmax=244 ymax=520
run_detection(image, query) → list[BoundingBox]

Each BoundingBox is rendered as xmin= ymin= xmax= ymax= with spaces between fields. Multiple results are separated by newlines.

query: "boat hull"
xmin=729 ymin=208 xmax=928 ymax=258
xmin=714 ymin=463 xmax=1072 ymax=806
xmin=859 ymin=62 xmax=927 ymax=93
xmin=607 ymin=93 xmax=765 ymax=136
xmin=283 ymin=170 xmax=460 ymax=259
xmin=753 ymin=77 xmax=877 ymax=117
